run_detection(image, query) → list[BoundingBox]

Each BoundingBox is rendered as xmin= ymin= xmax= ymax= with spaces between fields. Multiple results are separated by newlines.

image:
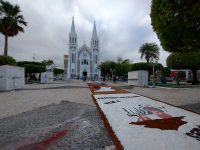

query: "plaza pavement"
xmin=1 ymin=80 xmax=199 ymax=119
xmin=0 ymin=80 xmax=115 ymax=150
xmin=0 ymin=79 xmax=200 ymax=149
xmin=0 ymin=80 xmax=93 ymax=119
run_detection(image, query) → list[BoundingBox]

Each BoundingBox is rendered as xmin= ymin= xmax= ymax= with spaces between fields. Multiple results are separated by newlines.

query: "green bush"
xmin=53 ymin=68 xmax=64 ymax=75
xmin=131 ymin=62 xmax=163 ymax=75
xmin=0 ymin=55 xmax=16 ymax=66
xmin=161 ymin=67 xmax=171 ymax=77
xmin=131 ymin=62 xmax=150 ymax=71
xmin=17 ymin=61 xmax=44 ymax=66
xmin=17 ymin=61 xmax=46 ymax=74
xmin=23 ymin=64 xmax=46 ymax=73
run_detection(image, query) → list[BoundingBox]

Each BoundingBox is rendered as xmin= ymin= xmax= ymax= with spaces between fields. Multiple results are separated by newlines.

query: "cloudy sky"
xmin=0 ymin=0 xmax=170 ymax=68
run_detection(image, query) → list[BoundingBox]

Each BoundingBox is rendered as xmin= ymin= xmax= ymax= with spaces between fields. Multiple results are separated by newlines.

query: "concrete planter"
xmin=0 ymin=65 xmax=25 ymax=91
xmin=128 ymin=70 xmax=148 ymax=87
xmin=40 ymin=71 xmax=54 ymax=83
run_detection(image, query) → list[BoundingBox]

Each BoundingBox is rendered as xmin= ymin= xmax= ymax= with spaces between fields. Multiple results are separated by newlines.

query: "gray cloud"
xmin=0 ymin=0 xmax=169 ymax=68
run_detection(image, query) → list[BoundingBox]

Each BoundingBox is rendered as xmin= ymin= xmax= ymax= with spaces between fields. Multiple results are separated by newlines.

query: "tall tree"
xmin=99 ymin=61 xmax=116 ymax=78
xmin=41 ymin=59 xmax=55 ymax=71
xmin=0 ymin=0 xmax=27 ymax=56
xmin=150 ymin=0 xmax=200 ymax=53
xmin=151 ymin=0 xmax=200 ymax=84
xmin=115 ymin=59 xmax=132 ymax=79
xmin=138 ymin=42 xmax=160 ymax=63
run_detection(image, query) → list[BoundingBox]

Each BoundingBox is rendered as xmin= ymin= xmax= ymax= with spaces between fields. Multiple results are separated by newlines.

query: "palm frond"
xmin=0 ymin=0 xmax=27 ymax=36
xmin=138 ymin=42 xmax=160 ymax=63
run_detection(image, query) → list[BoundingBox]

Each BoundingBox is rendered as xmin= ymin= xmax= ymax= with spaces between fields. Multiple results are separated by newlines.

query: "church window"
xmin=83 ymin=53 xmax=87 ymax=57
xmin=84 ymin=59 xmax=88 ymax=65
xmin=95 ymin=55 xmax=98 ymax=64
xmin=75 ymin=38 xmax=76 ymax=43
xmin=72 ymin=53 xmax=75 ymax=63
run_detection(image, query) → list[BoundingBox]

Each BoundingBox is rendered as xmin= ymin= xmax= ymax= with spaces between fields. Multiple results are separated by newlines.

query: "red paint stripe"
xmin=16 ymin=129 xmax=68 ymax=150
xmin=39 ymin=129 xmax=68 ymax=147
xmin=138 ymin=115 xmax=151 ymax=122
xmin=144 ymin=107 xmax=173 ymax=119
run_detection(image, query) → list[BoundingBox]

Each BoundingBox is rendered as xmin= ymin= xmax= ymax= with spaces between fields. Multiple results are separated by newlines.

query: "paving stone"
xmin=0 ymin=101 xmax=113 ymax=150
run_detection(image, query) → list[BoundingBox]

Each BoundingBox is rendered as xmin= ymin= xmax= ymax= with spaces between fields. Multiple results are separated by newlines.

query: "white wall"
xmin=128 ymin=70 xmax=148 ymax=86
xmin=40 ymin=72 xmax=54 ymax=84
xmin=0 ymin=65 xmax=25 ymax=91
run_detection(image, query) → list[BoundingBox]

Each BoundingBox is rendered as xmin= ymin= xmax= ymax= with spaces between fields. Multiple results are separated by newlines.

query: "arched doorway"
xmin=82 ymin=71 xmax=87 ymax=77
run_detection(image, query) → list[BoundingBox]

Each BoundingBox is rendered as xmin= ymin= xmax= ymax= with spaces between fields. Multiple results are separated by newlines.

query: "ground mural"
xmin=89 ymin=82 xmax=200 ymax=150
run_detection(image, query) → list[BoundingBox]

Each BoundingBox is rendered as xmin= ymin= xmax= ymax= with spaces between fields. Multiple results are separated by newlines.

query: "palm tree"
xmin=0 ymin=0 xmax=27 ymax=56
xmin=138 ymin=42 xmax=160 ymax=63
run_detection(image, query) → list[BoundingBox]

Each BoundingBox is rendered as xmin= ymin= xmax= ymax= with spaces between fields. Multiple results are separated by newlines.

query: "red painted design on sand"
xmin=138 ymin=115 xmax=151 ymax=122
xmin=144 ymin=107 xmax=172 ymax=119
xmin=130 ymin=116 xmax=187 ymax=130
xmin=16 ymin=129 xmax=68 ymax=150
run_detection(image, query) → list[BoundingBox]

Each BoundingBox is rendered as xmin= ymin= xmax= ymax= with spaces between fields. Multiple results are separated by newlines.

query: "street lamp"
xmin=152 ymin=58 xmax=159 ymax=87
xmin=110 ymin=69 xmax=115 ymax=82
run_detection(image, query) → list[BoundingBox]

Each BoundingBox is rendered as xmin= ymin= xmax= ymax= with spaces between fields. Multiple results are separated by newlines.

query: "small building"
xmin=128 ymin=70 xmax=148 ymax=87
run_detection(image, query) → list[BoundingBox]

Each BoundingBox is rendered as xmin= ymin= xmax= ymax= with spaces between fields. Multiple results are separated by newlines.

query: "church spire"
xmin=70 ymin=16 xmax=77 ymax=36
xmin=92 ymin=20 xmax=98 ymax=39
xmin=91 ymin=20 xmax=99 ymax=49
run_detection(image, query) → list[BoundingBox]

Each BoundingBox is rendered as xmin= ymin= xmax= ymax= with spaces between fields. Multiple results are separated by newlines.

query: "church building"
xmin=67 ymin=18 xmax=100 ymax=79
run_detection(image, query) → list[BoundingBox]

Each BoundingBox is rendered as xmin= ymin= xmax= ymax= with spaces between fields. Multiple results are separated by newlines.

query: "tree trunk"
xmin=176 ymin=77 xmax=180 ymax=85
xmin=4 ymin=34 xmax=8 ymax=56
xmin=146 ymin=53 xmax=149 ymax=63
xmin=191 ymin=69 xmax=198 ymax=85
xmin=147 ymin=59 xmax=149 ymax=63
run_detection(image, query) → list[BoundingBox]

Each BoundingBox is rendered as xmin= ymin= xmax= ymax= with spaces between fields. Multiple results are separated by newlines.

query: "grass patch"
xmin=25 ymin=80 xmax=40 ymax=84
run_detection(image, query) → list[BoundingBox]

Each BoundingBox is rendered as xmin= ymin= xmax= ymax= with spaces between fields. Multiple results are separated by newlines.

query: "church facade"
xmin=67 ymin=18 xmax=100 ymax=79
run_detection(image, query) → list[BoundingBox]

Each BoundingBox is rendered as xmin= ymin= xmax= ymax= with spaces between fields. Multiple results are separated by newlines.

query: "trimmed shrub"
xmin=0 ymin=55 xmax=16 ymax=66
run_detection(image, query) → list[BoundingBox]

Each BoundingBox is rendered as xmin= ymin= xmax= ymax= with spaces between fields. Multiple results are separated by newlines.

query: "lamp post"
xmin=152 ymin=58 xmax=159 ymax=87
xmin=110 ymin=69 xmax=115 ymax=82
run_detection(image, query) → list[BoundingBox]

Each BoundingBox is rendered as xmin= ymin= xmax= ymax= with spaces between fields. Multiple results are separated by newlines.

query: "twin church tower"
xmin=66 ymin=17 xmax=100 ymax=79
